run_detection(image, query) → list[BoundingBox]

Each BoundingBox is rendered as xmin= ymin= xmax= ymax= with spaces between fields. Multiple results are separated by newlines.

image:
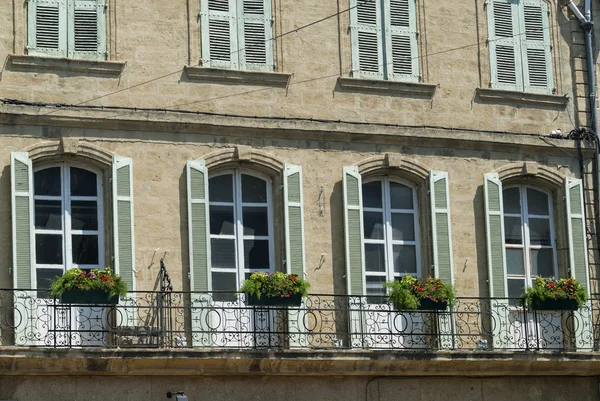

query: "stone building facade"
xmin=0 ymin=0 xmax=600 ymax=399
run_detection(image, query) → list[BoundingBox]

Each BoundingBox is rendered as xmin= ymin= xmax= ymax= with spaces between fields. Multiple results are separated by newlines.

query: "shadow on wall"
xmin=329 ymin=180 xmax=346 ymax=295
xmin=472 ymin=184 xmax=489 ymax=297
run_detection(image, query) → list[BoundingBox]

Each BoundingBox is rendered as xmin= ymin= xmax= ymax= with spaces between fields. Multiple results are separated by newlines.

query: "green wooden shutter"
xmin=343 ymin=166 xmax=365 ymax=295
xmin=430 ymin=171 xmax=453 ymax=285
xmin=237 ymin=0 xmax=273 ymax=71
xmin=187 ymin=160 xmax=211 ymax=292
xmin=520 ymin=0 xmax=553 ymax=94
xmin=68 ymin=0 xmax=106 ymax=60
xmin=112 ymin=156 xmax=135 ymax=292
xmin=201 ymin=0 xmax=237 ymax=68
xmin=484 ymin=172 xmax=507 ymax=298
xmin=11 ymin=152 xmax=34 ymax=290
xmin=27 ymin=0 xmax=68 ymax=57
xmin=565 ymin=178 xmax=589 ymax=292
xmin=385 ymin=0 xmax=419 ymax=82
xmin=350 ymin=0 xmax=384 ymax=79
xmin=283 ymin=164 xmax=305 ymax=277
xmin=487 ymin=0 xmax=522 ymax=91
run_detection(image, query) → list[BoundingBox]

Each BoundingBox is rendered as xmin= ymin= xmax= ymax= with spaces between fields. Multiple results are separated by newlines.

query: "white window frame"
xmin=503 ymin=185 xmax=558 ymax=296
xmin=208 ymin=169 xmax=275 ymax=290
xmin=362 ymin=176 xmax=421 ymax=296
xmin=33 ymin=162 xmax=105 ymax=284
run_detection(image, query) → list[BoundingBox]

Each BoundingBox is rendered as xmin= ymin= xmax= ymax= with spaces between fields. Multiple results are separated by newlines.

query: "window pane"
xmin=210 ymin=239 xmax=236 ymax=268
xmin=531 ymin=248 xmax=554 ymax=277
xmin=527 ymin=188 xmax=549 ymax=215
xmin=35 ymin=200 xmax=62 ymax=230
xmin=242 ymin=207 xmax=268 ymax=236
xmin=70 ymin=167 xmax=97 ymax=196
xmin=391 ymin=213 xmax=415 ymax=241
xmin=34 ymin=167 xmax=61 ymax=196
xmin=209 ymin=205 xmax=235 ymax=235
xmin=528 ymin=218 xmax=551 ymax=245
xmin=36 ymin=234 xmax=63 ymax=265
xmin=503 ymin=187 xmax=521 ymax=214
xmin=504 ymin=216 xmax=523 ymax=244
xmin=211 ymin=271 xmax=238 ymax=302
xmin=241 ymin=174 xmax=267 ymax=203
xmin=389 ymin=182 xmax=413 ymax=209
xmin=363 ymin=211 xmax=384 ymax=239
xmin=244 ymin=239 xmax=270 ymax=270
xmin=209 ymin=175 xmax=233 ymax=202
xmin=366 ymin=276 xmax=386 ymax=303
xmin=364 ymin=243 xmax=385 ymax=272
xmin=506 ymin=248 xmax=524 ymax=275
xmin=36 ymin=268 xmax=63 ymax=297
xmin=507 ymin=278 xmax=525 ymax=299
xmin=71 ymin=235 xmax=99 ymax=265
xmin=71 ymin=201 xmax=98 ymax=230
xmin=393 ymin=245 xmax=417 ymax=274
xmin=362 ymin=181 xmax=382 ymax=208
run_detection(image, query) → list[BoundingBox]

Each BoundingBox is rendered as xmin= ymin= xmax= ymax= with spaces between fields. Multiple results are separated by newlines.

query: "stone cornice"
xmin=7 ymin=55 xmax=126 ymax=76
xmin=0 ymin=103 xmax=592 ymax=157
xmin=0 ymin=348 xmax=600 ymax=376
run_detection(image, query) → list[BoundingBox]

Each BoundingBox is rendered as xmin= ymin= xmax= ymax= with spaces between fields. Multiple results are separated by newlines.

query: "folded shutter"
xmin=385 ymin=0 xmax=419 ymax=82
xmin=27 ymin=0 xmax=68 ymax=57
xmin=238 ymin=0 xmax=273 ymax=71
xmin=350 ymin=0 xmax=384 ymax=79
xmin=487 ymin=0 xmax=522 ymax=91
xmin=112 ymin=156 xmax=135 ymax=292
xmin=520 ymin=1 xmax=553 ymax=94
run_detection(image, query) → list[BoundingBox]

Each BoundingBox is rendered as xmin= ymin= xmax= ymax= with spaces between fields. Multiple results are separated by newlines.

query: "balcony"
xmin=2 ymin=289 xmax=597 ymax=352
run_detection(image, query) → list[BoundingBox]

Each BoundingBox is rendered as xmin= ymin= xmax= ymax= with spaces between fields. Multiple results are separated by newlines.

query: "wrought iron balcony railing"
xmin=2 ymin=289 xmax=597 ymax=351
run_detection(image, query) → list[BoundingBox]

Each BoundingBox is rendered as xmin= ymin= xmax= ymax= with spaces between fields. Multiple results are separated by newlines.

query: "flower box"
xmin=60 ymin=289 xmax=119 ymax=305
xmin=385 ymin=276 xmax=455 ymax=311
xmin=418 ymin=298 xmax=448 ymax=311
xmin=246 ymin=293 xmax=302 ymax=307
xmin=530 ymin=298 xmax=578 ymax=311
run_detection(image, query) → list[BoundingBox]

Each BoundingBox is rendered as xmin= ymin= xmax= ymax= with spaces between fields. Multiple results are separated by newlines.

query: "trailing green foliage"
xmin=384 ymin=276 xmax=455 ymax=310
xmin=50 ymin=268 xmax=128 ymax=297
xmin=240 ymin=271 xmax=310 ymax=299
xmin=520 ymin=277 xmax=587 ymax=309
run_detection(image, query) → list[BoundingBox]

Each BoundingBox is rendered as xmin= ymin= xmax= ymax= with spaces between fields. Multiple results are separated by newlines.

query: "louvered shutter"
xmin=68 ymin=0 xmax=106 ymax=60
xmin=112 ymin=156 xmax=135 ymax=292
xmin=187 ymin=160 xmax=211 ymax=293
xmin=284 ymin=164 xmax=305 ymax=277
xmin=487 ymin=0 xmax=522 ymax=91
xmin=350 ymin=0 xmax=384 ymax=79
xmin=237 ymin=0 xmax=273 ymax=71
xmin=343 ymin=166 xmax=365 ymax=295
xmin=27 ymin=0 xmax=68 ymax=57
xmin=11 ymin=152 xmax=34 ymax=290
xmin=201 ymin=0 xmax=237 ymax=68
xmin=484 ymin=173 xmax=507 ymax=298
xmin=430 ymin=171 xmax=453 ymax=285
xmin=520 ymin=1 xmax=552 ymax=94
xmin=385 ymin=0 xmax=419 ymax=82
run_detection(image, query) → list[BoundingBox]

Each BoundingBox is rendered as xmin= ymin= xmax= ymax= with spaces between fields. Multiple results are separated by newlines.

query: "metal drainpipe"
xmin=568 ymin=0 xmax=600 ymax=278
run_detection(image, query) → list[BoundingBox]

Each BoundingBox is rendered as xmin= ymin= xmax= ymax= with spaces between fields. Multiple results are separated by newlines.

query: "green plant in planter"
xmin=240 ymin=271 xmax=310 ymax=299
xmin=520 ymin=277 xmax=587 ymax=309
xmin=50 ymin=267 xmax=128 ymax=297
xmin=384 ymin=276 xmax=455 ymax=310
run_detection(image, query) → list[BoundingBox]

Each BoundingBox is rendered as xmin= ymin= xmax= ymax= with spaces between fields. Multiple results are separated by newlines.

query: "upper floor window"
xmin=208 ymin=170 xmax=274 ymax=299
xmin=486 ymin=0 xmax=553 ymax=94
xmin=33 ymin=163 xmax=104 ymax=289
xmin=349 ymin=0 xmax=419 ymax=82
xmin=503 ymin=185 xmax=557 ymax=298
xmin=200 ymin=0 xmax=274 ymax=71
xmin=27 ymin=0 xmax=107 ymax=60
xmin=362 ymin=177 xmax=421 ymax=299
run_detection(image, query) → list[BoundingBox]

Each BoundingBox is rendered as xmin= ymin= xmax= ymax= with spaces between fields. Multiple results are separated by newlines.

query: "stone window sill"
xmin=337 ymin=77 xmax=437 ymax=98
xmin=7 ymin=54 xmax=126 ymax=76
xmin=185 ymin=66 xmax=292 ymax=87
xmin=475 ymin=88 xmax=569 ymax=108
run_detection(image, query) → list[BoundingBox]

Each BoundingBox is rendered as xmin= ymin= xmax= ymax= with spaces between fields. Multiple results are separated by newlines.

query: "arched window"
xmin=208 ymin=170 xmax=274 ymax=297
xmin=361 ymin=177 xmax=421 ymax=299
xmin=503 ymin=185 xmax=557 ymax=298
xmin=33 ymin=163 xmax=104 ymax=289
